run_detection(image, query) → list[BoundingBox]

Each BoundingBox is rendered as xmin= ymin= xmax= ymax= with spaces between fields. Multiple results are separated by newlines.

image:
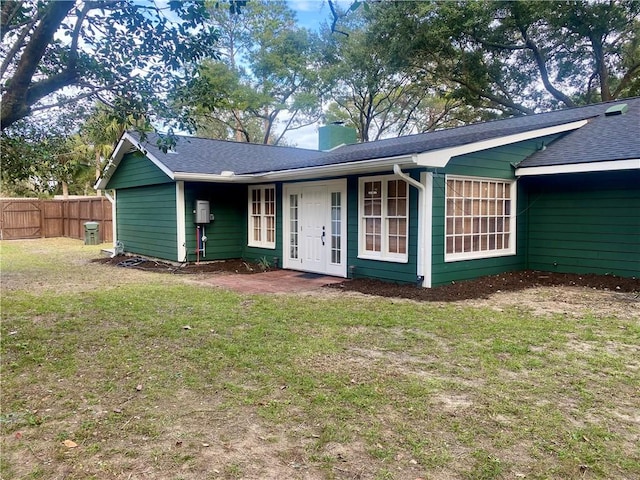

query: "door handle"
xmin=321 ymin=226 xmax=326 ymax=246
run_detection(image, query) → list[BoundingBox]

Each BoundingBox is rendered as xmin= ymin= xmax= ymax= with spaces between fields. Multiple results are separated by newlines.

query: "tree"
xmin=318 ymin=6 xmax=484 ymax=142
xmin=172 ymin=0 xmax=322 ymax=145
xmin=367 ymin=0 xmax=640 ymax=114
xmin=80 ymin=103 xmax=151 ymax=193
xmin=0 ymin=115 xmax=93 ymax=197
xmin=0 ymin=0 xmax=219 ymax=130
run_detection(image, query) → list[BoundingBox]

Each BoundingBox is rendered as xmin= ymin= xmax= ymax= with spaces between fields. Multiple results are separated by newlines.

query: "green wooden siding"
xmin=183 ymin=183 xmax=245 ymax=262
xmin=523 ymin=171 xmax=640 ymax=278
xmin=106 ymin=152 xmax=172 ymax=189
xmin=116 ymin=184 xmax=178 ymax=260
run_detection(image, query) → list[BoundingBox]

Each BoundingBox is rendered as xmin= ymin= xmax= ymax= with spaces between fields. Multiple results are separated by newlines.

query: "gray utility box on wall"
xmin=84 ymin=222 xmax=100 ymax=245
xmin=195 ymin=200 xmax=211 ymax=224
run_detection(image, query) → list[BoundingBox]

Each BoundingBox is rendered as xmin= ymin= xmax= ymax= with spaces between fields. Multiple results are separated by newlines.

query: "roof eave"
xmin=174 ymin=172 xmax=259 ymax=183
xmin=174 ymin=155 xmax=419 ymax=183
xmin=258 ymin=154 xmax=418 ymax=181
xmin=515 ymin=158 xmax=640 ymax=177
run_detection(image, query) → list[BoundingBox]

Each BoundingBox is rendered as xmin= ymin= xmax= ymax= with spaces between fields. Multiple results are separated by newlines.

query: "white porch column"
xmin=176 ymin=181 xmax=187 ymax=262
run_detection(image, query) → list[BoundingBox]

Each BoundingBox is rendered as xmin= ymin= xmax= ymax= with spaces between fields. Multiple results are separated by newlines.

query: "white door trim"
xmin=283 ymin=179 xmax=347 ymax=277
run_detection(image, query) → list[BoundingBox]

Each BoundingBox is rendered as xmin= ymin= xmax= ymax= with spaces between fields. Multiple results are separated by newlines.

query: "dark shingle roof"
xmin=518 ymin=97 xmax=640 ymax=168
xmin=129 ymin=134 xmax=325 ymax=175
xmin=129 ymin=97 xmax=639 ymax=176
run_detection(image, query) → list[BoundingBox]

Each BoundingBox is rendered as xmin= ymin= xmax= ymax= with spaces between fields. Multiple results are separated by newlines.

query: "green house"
xmin=96 ymin=98 xmax=640 ymax=287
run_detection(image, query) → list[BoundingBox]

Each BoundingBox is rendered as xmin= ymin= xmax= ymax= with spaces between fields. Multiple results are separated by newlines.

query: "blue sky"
xmin=287 ymin=0 xmax=346 ymax=31
xmin=282 ymin=1 xmax=353 ymax=148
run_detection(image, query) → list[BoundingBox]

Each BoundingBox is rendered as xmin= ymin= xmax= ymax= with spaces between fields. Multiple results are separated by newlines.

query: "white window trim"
xmin=358 ymin=175 xmax=409 ymax=263
xmin=444 ymin=175 xmax=516 ymax=262
xmin=248 ymin=184 xmax=276 ymax=249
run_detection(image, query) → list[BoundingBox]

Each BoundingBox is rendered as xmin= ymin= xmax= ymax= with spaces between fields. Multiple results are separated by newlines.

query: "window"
xmin=445 ymin=176 xmax=515 ymax=261
xmin=248 ymin=185 xmax=276 ymax=248
xmin=359 ymin=176 xmax=408 ymax=262
xmin=289 ymin=193 xmax=299 ymax=259
xmin=331 ymin=192 xmax=342 ymax=264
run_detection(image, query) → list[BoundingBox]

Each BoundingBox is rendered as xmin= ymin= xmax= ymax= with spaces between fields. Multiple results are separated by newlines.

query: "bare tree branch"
xmin=328 ymin=0 xmax=349 ymax=37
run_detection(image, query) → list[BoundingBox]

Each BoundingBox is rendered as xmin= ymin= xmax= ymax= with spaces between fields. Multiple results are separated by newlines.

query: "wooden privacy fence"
xmin=0 ymin=197 xmax=112 ymax=242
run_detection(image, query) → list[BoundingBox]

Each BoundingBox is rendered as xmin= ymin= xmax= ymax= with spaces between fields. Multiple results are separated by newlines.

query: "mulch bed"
xmin=93 ymin=256 xmax=639 ymax=302
xmin=328 ymin=270 xmax=639 ymax=302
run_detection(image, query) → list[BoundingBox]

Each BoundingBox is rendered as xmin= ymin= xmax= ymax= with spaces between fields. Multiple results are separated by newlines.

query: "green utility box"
xmin=84 ymin=222 xmax=100 ymax=245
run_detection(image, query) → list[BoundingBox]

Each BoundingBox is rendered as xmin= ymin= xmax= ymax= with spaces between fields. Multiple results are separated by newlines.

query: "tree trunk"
xmin=95 ymin=149 xmax=102 ymax=196
xmin=1 ymin=1 xmax=74 ymax=129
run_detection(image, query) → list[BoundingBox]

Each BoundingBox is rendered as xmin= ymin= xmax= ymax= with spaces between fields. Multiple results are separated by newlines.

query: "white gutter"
xmin=393 ymin=164 xmax=428 ymax=287
xmin=264 ymin=156 xmax=416 ymax=181
xmin=173 ymin=172 xmax=259 ymax=183
xmin=516 ymin=158 xmax=640 ymax=176
xmin=174 ymin=155 xmax=418 ymax=184
xmin=176 ymin=181 xmax=187 ymax=263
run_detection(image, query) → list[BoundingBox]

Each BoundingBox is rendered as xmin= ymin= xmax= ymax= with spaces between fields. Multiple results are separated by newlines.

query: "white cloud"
xmin=282 ymin=123 xmax=319 ymax=150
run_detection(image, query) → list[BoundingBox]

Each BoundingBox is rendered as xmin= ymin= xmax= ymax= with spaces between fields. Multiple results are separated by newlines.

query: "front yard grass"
xmin=1 ymin=239 xmax=639 ymax=479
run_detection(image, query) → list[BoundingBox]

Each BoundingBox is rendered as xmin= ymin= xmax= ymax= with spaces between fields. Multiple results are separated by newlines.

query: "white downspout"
xmin=104 ymin=191 xmax=118 ymax=255
xmin=393 ymin=164 xmax=428 ymax=287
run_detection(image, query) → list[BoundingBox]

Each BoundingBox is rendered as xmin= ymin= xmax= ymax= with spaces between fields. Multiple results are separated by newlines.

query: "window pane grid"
xmin=446 ymin=178 xmax=512 ymax=256
xmin=363 ymin=181 xmax=382 ymax=253
xmin=331 ymin=192 xmax=341 ymax=264
xmin=289 ymin=194 xmax=298 ymax=259
xmin=248 ymin=186 xmax=276 ymax=248
xmin=386 ymin=180 xmax=408 ymax=255
xmin=360 ymin=177 xmax=408 ymax=259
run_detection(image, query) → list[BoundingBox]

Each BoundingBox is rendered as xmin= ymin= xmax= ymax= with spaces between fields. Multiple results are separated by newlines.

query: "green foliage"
xmin=0 ymin=116 xmax=94 ymax=197
xmin=317 ymin=4 xmax=492 ymax=142
xmin=0 ymin=0 xmax=220 ymax=130
xmin=171 ymin=0 xmax=322 ymax=145
xmin=257 ymin=256 xmax=271 ymax=271
xmin=366 ymin=0 xmax=640 ymax=114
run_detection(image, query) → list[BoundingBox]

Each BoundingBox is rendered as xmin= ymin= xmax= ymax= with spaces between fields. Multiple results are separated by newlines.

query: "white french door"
xmin=283 ymin=180 xmax=347 ymax=277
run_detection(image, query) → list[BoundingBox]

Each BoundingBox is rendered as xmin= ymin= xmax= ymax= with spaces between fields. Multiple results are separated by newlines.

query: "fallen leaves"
xmin=62 ymin=439 xmax=78 ymax=448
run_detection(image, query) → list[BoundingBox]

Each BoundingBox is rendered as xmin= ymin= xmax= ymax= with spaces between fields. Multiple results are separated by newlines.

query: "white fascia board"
xmin=413 ymin=120 xmax=590 ymax=168
xmin=94 ymin=135 xmax=131 ymax=190
xmin=174 ymin=155 xmax=418 ymax=183
xmin=123 ymin=133 xmax=175 ymax=180
xmin=258 ymin=155 xmax=417 ymax=181
xmin=516 ymin=158 xmax=640 ymax=177
xmin=94 ymin=132 xmax=175 ymax=190
xmin=174 ymin=172 xmax=259 ymax=183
